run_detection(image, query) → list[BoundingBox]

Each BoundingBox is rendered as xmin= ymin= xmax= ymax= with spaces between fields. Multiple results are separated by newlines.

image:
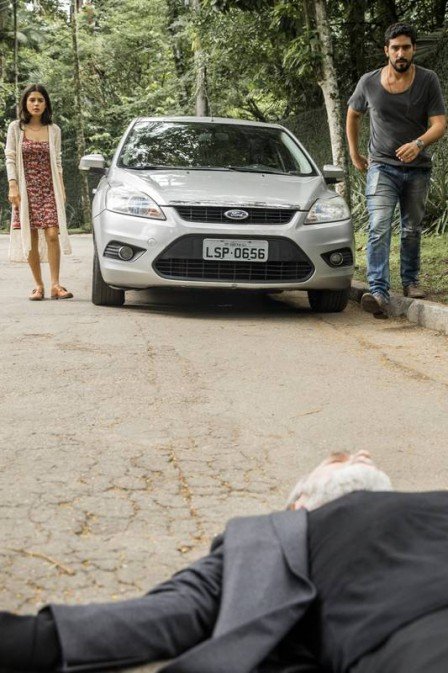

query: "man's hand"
xmin=8 ymin=181 xmax=20 ymax=209
xmin=350 ymin=153 xmax=369 ymax=171
xmin=395 ymin=142 xmax=422 ymax=163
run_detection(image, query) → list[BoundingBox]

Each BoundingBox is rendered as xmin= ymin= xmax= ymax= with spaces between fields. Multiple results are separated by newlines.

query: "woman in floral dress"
xmin=5 ymin=83 xmax=73 ymax=300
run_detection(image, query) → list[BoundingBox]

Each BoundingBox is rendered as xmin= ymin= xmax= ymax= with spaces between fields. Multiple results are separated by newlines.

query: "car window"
xmin=118 ymin=121 xmax=316 ymax=175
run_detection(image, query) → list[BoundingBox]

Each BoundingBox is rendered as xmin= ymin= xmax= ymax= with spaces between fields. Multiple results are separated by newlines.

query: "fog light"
xmin=329 ymin=251 xmax=344 ymax=266
xmin=118 ymin=245 xmax=134 ymax=261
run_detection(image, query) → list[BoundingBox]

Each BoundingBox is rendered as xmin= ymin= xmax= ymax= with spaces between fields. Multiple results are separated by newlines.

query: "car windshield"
xmin=117 ymin=121 xmax=316 ymax=175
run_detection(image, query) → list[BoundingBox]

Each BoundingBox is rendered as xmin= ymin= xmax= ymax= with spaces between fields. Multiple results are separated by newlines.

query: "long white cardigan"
xmin=5 ymin=120 xmax=72 ymax=262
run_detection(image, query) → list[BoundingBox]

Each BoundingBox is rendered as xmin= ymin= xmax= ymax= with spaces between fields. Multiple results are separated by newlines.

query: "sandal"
xmin=51 ymin=285 xmax=74 ymax=300
xmin=29 ymin=287 xmax=44 ymax=301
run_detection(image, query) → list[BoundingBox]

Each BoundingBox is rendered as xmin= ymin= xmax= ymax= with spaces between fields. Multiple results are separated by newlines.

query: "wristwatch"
xmin=414 ymin=139 xmax=425 ymax=150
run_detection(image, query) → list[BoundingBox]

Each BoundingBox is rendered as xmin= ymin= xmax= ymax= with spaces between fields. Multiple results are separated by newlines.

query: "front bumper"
xmin=93 ymin=207 xmax=354 ymax=291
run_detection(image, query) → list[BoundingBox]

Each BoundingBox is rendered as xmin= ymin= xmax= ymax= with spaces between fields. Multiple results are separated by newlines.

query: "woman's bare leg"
xmin=45 ymin=226 xmax=61 ymax=289
xmin=27 ymin=229 xmax=44 ymax=291
xmin=45 ymin=227 xmax=73 ymax=298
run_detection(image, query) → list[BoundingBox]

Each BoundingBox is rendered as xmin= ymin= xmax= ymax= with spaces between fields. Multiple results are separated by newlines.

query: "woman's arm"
xmin=5 ymin=123 xmax=21 ymax=208
xmin=5 ymin=122 xmax=18 ymax=181
xmin=54 ymin=124 xmax=66 ymax=201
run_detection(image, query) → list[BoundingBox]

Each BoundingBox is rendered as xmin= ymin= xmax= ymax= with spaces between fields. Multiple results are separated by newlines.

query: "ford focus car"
xmin=80 ymin=117 xmax=354 ymax=311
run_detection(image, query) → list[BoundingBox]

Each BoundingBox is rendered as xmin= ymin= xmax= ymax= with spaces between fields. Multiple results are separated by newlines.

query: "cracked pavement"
xmin=1 ymin=234 xmax=448 ymax=671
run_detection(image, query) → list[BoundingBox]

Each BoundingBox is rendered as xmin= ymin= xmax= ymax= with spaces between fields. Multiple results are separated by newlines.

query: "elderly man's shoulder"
xmin=312 ymin=489 xmax=448 ymax=518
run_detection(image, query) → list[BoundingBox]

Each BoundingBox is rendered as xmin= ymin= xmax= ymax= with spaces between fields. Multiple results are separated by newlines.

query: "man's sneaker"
xmin=361 ymin=292 xmax=390 ymax=319
xmin=403 ymin=283 xmax=426 ymax=299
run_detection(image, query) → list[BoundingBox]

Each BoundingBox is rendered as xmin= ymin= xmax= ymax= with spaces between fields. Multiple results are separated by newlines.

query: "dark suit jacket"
xmin=50 ymin=509 xmax=318 ymax=673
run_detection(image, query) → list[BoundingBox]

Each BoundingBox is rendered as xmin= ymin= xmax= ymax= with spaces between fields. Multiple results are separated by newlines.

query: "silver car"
xmin=80 ymin=116 xmax=354 ymax=311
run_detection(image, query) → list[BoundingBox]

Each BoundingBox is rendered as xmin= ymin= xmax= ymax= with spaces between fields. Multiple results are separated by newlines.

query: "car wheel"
xmin=92 ymin=245 xmax=125 ymax=307
xmin=307 ymin=288 xmax=349 ymax=313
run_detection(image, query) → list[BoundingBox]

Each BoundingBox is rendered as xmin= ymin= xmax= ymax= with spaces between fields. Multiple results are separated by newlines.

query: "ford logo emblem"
xmin=224 ymin=209 xmax=249 ymax=221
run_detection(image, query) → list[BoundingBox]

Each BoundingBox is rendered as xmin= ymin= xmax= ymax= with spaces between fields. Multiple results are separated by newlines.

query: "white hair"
xmin=287 ymin=463 xmax=393 ymax=511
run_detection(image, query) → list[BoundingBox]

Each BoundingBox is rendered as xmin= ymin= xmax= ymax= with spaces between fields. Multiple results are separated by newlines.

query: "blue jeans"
xmin=365 ymin=162 xmax=431 ymax=299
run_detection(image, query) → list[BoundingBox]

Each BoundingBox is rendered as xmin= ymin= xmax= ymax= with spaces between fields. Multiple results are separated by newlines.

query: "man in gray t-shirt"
xmin=346 ymin=22 xmax=446 ymax=317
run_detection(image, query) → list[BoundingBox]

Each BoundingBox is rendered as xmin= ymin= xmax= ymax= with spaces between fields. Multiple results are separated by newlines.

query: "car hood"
xmin=109 ymin=167 xmax=328 ymax=210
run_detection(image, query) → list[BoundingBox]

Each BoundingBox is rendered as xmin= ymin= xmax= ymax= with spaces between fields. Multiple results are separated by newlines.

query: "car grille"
xmin=154 ymin=259 xmax=312 ymax=282
xmin=153 ymin=235 xmax=314 ymax=283
xmin=173 ymin=206 xmax=296 ymax=225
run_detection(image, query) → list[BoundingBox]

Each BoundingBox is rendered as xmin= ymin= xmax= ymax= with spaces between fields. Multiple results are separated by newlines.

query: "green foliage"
xmin=424 ymin=143 xmax=448 ymax=235
xmin=198 ymin=5 xmax=292 ymax=120
xmin=1 ymin=0 xmax=448 ymax=236
xmin=199 ymin=0 xmax=324 ymax=120
xmin=1 ymin=0 xmax=189 ymax=227
xmin=282 ymin=31 xmax=321 ymax=79
xmin=206 ymin=0 xmax=272 ymax=10
xmin=423 ymin=30 xmax=448 ymax=235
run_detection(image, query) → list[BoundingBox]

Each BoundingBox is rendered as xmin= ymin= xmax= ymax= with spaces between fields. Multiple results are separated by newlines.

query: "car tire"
xmin=307 ymin=288 xmax=349 ymax=313
xmin=92 ymin=245 xmax=125 ymax=307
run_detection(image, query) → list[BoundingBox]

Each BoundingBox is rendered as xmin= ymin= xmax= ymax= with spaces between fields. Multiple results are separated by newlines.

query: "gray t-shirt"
xmin=348 ymin=65 xmax=446 ymax=167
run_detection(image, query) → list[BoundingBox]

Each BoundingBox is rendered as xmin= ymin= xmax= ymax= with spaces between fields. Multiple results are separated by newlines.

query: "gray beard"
xmin=301 ymin=463 xmax=393 ymax=511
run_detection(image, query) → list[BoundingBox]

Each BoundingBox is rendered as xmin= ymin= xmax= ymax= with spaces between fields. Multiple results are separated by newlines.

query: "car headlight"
xmin=106 ymin=187 xmax=165 ymax=220
xmin=304 ymin=196 xmax=350 ymax=224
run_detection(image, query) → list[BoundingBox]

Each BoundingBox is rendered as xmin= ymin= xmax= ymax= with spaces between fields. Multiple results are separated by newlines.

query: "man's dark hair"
xmin=18 ymin=83 xmax=53 ymax=128
xmin=384 ymin=22 xmax=417 ymax=46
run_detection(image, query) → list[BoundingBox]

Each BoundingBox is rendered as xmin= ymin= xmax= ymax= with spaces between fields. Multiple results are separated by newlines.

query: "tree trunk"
xmin=13 ymin=0 xmax=19 ymax=108
xmin=191 ymin=0 xmax=208 ymax=116
xmin=166 ymin=0 xmax=190 ymax=108
xmin=70 ymin=0 xmax=91 ymax=229
xmin=0 ymin=4 xmax=10 ymax=84
xmin=314 ymin=0 xmax=350 ymax=199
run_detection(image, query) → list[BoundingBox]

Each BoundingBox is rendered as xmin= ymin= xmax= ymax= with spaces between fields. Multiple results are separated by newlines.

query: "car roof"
xmin=132 ymin=116 xmax=285 ymax=130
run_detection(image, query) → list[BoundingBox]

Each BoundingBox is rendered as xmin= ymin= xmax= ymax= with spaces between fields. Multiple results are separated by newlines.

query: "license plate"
xmin=203 ymin=239 xmax=268 ymax=262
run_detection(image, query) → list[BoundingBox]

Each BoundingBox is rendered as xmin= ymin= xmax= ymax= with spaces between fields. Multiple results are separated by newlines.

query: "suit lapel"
xmin=270 ymin=509 xmax=309 ymax=576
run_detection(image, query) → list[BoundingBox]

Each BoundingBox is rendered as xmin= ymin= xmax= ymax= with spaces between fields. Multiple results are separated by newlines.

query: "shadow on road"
xmin=120 ymin=288 xmax=311 ymax=320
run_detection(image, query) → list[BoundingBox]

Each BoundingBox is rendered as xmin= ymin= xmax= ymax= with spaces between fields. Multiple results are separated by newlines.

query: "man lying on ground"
xmin=2 ymin=450 xmax=448 ymax=673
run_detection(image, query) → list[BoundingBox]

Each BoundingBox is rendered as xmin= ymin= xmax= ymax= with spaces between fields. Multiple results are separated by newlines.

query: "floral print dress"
xmin=12 ymin=137 xmax=59 ymax=230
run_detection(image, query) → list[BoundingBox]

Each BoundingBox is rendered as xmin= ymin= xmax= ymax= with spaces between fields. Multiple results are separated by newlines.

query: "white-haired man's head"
xmin=287 ymin=450 xmax=393 ymax=511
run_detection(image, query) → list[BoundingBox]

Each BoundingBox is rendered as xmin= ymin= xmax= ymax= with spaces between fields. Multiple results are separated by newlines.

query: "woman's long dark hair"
xmin=18 ymin=83 xmax=53 ymax=127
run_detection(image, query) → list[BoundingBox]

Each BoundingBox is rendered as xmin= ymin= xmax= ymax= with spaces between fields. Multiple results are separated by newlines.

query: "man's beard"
xmin=390 ymin=57 xmax=413 ymax=73
xmin=299 ymin=463 xmax=393 ymax=511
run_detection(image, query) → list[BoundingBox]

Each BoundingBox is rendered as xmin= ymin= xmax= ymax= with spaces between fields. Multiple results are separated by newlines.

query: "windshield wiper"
xmin=123 ymin=164 xmax=298 ymax=174
xmin=124 ymin=165 xmax=232 ymax=171
xmin=225 ymin=165 xmax=289 ymax=175
xmin=124 ymin=165 xmax=179 ymax=170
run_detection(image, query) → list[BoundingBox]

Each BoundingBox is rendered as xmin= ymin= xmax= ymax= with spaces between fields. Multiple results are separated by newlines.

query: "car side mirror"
xmin=322 ymin=164 xmax=345 ymax=184
xmin=79 ymin=154 xmax=106 ymax=174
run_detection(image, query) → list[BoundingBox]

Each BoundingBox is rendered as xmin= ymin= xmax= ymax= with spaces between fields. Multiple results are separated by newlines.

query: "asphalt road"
xmin=1 ymin=234 xmax=447 ymax=671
